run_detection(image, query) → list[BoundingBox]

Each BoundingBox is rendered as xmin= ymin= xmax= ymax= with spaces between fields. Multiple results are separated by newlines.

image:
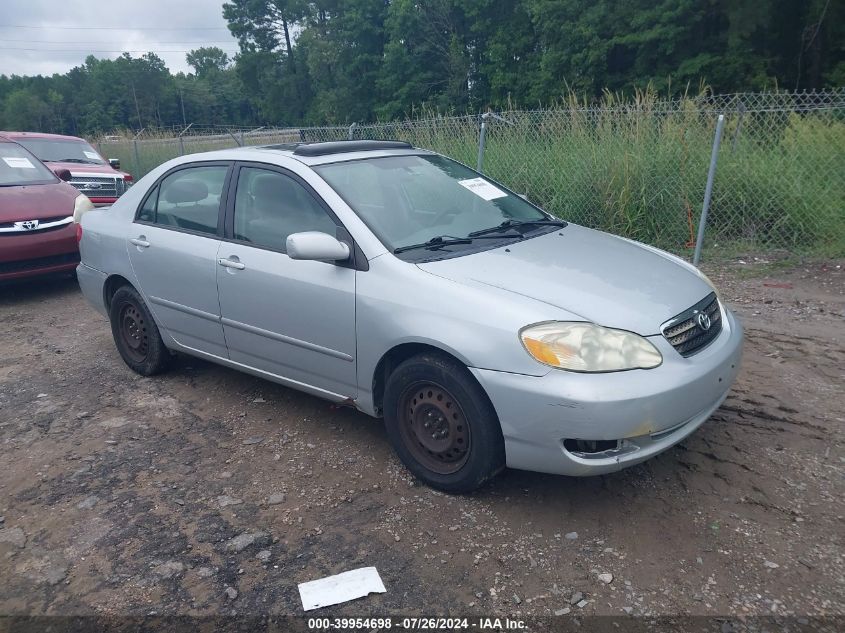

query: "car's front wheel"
xmin=109 ymin=285 xmax=171 ymax=376
xmin=383 ymin=352 xmax=505 ymax=492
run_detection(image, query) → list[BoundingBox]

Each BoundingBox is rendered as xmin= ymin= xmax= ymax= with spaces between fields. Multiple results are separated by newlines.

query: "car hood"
xmin=0 ymin=182 xmax=80 ymax=222
xmin=416 ymin=224 xmax=714 ymax=335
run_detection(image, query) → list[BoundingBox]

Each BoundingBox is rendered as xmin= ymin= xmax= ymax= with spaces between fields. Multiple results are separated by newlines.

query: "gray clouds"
xmin=0 ymin=0 xmax=238 ymax=76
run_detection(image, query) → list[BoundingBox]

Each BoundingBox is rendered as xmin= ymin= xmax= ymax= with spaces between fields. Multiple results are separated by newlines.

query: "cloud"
xmin=0 ymin=0 xmax=239 ymax=76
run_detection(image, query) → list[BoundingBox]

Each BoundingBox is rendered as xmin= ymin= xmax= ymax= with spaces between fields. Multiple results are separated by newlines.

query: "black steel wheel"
xmin=109 ymin=285 xmax=171 ymax=376
xmin=384 ymin=352 xmax=505 ymax=492
xmin=398 ymin=382 xmax=471 ymax=474
xmin=118 ymin=302 xmax=149 ymax=363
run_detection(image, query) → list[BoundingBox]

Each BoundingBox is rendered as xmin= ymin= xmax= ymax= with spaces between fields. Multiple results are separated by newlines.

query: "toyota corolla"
xmin=76 ymin=140 xmax=743 ymax=492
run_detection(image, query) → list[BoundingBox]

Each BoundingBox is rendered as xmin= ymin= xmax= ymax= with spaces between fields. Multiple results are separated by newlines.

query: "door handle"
xmin=218 ymin=257 xmax=245 ymax=270
xmin=130 ymin=236 xmax=150 ymax=248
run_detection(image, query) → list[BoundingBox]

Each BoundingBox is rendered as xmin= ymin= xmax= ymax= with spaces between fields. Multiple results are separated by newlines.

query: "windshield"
xmin=15 ymin=137 xmax=106 ymax=165
xmin=0 ymin=143 xmax=57 ymax=186
xmin=314 ymin=154 xmax=552 ymax=254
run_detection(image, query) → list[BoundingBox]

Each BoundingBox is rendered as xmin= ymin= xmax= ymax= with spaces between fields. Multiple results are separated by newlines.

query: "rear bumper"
xmin=0 ymin=224 xmax=79 ymax=281
xmin=471 ymin=307 xmax=744 ymax=476
xmin=88 ymin=197 xmax=117 ymax=207
xmin=76 ymin=263 xmax=109 ymax=316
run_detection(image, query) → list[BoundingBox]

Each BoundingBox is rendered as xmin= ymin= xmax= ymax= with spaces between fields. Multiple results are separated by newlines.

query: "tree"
xmin=186 ymin=47 xmax=231 ymax=76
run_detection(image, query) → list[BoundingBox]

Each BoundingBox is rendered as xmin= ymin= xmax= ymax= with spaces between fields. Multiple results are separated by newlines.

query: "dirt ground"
xmin=0 ymin=255 xmax=842 ymax=623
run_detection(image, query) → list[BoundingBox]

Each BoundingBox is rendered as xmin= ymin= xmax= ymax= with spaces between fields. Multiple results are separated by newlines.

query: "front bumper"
xmin=471 ymin=307 xmax=744 ymax=476
xmin=0 ymin=223 xmax=79 ymax=282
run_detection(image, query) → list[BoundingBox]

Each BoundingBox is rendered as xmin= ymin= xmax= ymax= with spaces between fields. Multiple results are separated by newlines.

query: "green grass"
xmin=99 ymin=97 xmax=845 ymax=258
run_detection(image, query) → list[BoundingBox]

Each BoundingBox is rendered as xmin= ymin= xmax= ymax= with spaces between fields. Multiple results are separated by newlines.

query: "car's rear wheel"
xmin=109 ymin=285 xmax=170 ymax=375
xmin=384 ymin=352 xmax=505 ymax=492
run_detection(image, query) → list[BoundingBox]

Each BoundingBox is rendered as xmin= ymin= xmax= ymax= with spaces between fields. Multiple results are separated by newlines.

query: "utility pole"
xmin=180 ymin=89 xmax=187 ymax=128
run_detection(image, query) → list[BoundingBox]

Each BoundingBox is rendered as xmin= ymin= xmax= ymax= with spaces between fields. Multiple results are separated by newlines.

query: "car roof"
xmin=0 ymin=131 xmax=87 ymax=142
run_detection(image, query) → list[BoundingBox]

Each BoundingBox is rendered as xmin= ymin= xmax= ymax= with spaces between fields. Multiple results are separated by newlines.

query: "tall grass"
xmin=98 ymin=91 xmax=845 ymax=256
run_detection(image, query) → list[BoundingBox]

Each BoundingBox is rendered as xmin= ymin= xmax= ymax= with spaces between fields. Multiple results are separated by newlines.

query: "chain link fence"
xmin=97 ymin=90 xmax=845 ymax=258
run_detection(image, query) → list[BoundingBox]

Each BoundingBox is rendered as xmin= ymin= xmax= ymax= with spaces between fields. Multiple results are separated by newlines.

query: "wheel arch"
xmin=103 ymin=274 xmax=135 ymax=311
xmin=371 ymin=341 xmax=473 ymax=417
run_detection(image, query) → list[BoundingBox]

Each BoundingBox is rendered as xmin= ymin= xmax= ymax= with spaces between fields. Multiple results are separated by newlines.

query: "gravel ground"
xmin=0 ymin=256 xmax=842 ymax=621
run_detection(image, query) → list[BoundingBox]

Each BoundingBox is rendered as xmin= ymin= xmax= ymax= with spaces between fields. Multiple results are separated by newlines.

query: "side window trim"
xmin=133 ymin=161 xmax=234 ymax=239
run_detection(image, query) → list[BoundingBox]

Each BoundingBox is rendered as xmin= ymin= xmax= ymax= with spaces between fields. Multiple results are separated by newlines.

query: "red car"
xmin=1 ymin=131 xmax=132 ymax=206
xmin=0 ymin=138 xmax=94 ymax=282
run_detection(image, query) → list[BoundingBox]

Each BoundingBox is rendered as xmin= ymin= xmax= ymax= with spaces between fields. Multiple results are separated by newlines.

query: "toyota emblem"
xmin=696 ymin=311 xmax=712 ymax=331
xmin=15 ymin=220 xmax=40 ymax=230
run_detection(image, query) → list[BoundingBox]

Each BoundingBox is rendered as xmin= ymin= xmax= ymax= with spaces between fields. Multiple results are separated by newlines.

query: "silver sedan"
xmin=76 ymin=140 xmax=743 ymax=492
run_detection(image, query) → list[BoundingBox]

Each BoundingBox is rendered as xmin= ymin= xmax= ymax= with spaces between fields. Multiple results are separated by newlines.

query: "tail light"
xmin=123 ymin=174 xmax=133 ymax=183
xmin=75 ymin=223 xmax=83 ymax=244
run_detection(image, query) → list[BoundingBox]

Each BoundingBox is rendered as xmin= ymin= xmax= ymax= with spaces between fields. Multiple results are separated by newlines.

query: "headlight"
xmin=520 ymin=322 xmax=662 ymax=372
xmin=73 ymin=194 xmax=94 ymax=223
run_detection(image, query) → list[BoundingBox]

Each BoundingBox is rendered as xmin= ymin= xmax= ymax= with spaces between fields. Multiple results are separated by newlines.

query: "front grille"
xmin=0 ymin=252 xmax=79 ymax=274
xmin=662 ymin=292 xmax=722 ymax=357
xmin=70 ymin=175 xmax=120 ymax=198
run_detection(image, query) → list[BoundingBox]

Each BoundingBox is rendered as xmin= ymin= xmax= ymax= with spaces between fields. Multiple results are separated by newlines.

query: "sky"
xmin=0 ymin=0 xmax=240 ymax=77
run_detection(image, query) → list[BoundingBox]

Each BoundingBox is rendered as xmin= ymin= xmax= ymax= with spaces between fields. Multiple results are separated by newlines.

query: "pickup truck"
xmin=0 ymin=131 xmax=132 ymax=206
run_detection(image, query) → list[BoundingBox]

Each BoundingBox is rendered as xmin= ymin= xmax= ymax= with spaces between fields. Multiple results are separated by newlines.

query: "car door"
xmin=127 ymin=162 xmax=231 ymax=358
xmin=216 ymin=163 xmax=357 ymax=398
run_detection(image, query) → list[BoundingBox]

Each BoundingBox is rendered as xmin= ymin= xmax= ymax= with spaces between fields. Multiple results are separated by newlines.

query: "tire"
xmin=383 ymin=352 xmax=505 ymax=493
xmin=109 ymin=285 xmax=171 ymax=376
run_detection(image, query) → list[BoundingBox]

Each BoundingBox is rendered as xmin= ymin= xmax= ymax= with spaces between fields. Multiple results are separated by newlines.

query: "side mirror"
xmin=108 ymin=158 xmax=121 ymax=170
xmin=55 ymin=168 xmax=73 ymax=182
xmin=286 ymin=231 xmax=350 ymax=262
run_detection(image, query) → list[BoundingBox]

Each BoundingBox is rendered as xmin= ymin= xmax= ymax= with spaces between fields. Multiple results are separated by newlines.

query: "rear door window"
xmin=139 ymin=165 xmax=228 ymax=235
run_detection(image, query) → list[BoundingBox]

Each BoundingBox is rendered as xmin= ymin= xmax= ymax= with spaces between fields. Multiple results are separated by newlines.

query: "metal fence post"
xmin=177 ymin=123 xmax=192 ymax=156
xmin=348 ymin=122 xmax=357 ymax=140
xmin=477 ymin=113 xmax=489 ymax=173
xmin=693 ymin=114 xmax=726 ymax=266
xmin=132 ymin=139 xmax=141 ymax=178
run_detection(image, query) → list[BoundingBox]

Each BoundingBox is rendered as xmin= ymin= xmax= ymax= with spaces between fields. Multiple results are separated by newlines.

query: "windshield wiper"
xmin=394 ymin=235 xmax=473 ymax=254
xmin=468 ymin=218 xmax=567 ymax=237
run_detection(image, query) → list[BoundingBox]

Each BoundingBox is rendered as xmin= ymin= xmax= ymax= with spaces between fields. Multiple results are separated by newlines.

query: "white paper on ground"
xmin=298 ymin=566 xmax=386 ymax=611
xmin=458 ymin=177 xmax=507 ymax=201
xmin=83 ymin=150 xmax=101 ymax=160
xmin=3 ymin=157 xmax=35 ymax=169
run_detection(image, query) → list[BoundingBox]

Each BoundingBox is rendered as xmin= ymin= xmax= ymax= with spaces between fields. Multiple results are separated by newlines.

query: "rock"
xmin=565 ymin=532 xmax=578 ymax=540
xmin=764 ymin=560 xmax=779 ymax=569
xmin=225 ymin=587 xmax=238 ymax=600
xmin=721 ymin=622 xmax=733 ymax=633
xmin=225 ymin=531 xmax=269 ymax=553
xmin=153 ymin=561 xmax=184 ymax=579
xmin=242 ymin=436 xmax=263 ymax=445
xmin=267 ymin=493 xmax=286 ymax=505
xmin=219 ymin=472 xmax=233 ymax=479
xmin=597 ymin=573 xmax=613 ymax=584
xmin=256 ymin=550 xmax=272 ymax=563
xmin=622 ymin=607 xmax=633 ymax=615
xmin=554 ymin=608 xmax=571 ymax=616
xmin=513 ymin=594 xmax=521 ymax=604
xmin=43 ymin=564 xmax=67 ymax=586
xmin=475 ymin=592 xmax=483 ymax=599
xmin=0 ymin=516 xmax=4 ymax=523
xmin=569 ymin=591 xmax=583 ymax=605
xmin=576 ymin=599 xmax=589 ymax=609
xmin=76 ymin=495 xmax=99 ymax=510
xmin=217 ymin=495 xmax=243 ymax=508
xmin=0 ymin=527 xmax=26 ymax=548
xmin=197 ymin=567 xmax=215 ymax=578
xmin=253 ymin=398 xmax=266 ymax=403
